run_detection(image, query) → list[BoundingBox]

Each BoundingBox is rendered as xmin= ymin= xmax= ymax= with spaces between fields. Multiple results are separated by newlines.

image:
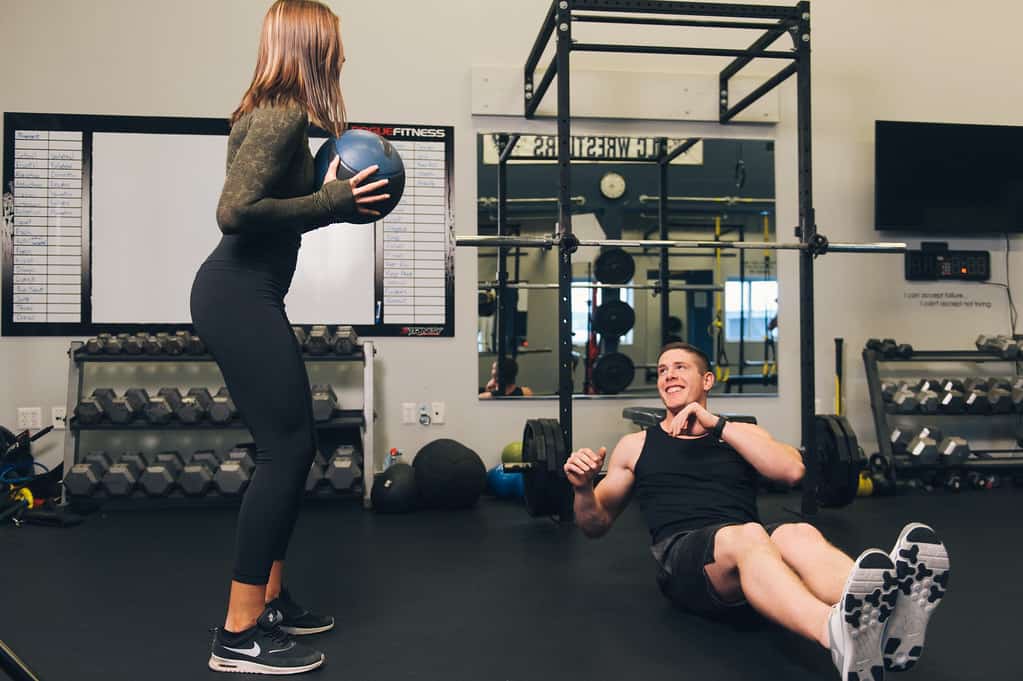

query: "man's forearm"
xmin=720 ymin=421 xmax=805 ymax=484
xmin=573 ymin=486 xmax=612 ymax=537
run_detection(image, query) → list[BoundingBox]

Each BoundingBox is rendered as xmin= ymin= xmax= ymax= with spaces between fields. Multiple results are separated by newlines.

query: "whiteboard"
xmin=90 ymin=133 xmax=373 ymax=325
xmin=1 ymin=113 xmax=455 ymax=337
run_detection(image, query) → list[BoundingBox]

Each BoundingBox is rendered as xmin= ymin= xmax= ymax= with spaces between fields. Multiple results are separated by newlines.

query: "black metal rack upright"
xmin=521 ymin=0 xmax=820 ymax=513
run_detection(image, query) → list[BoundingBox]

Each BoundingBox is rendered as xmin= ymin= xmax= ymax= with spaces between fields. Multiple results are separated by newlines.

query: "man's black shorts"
xmin=652 ymin=521 xmax=783 ymax=620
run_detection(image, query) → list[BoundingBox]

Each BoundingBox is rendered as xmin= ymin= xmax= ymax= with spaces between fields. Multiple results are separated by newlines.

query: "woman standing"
xmin=191 ymin=1 xmax=388 ymax=674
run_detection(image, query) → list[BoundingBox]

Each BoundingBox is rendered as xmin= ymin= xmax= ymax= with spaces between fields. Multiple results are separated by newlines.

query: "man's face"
xmin=656 ymin=348 xmax=713 ymax=410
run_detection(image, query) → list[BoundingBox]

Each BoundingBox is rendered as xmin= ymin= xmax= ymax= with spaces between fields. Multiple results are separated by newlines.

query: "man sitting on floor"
xmin=564 ymin=341 xmax=950 ymax=680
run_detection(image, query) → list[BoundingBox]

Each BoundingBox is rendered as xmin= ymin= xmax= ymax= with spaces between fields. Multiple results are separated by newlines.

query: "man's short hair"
xmin=658 ymin=341 xmax=711 ymax=375
xmin=497 ymin=357 xmax=519 ymax=384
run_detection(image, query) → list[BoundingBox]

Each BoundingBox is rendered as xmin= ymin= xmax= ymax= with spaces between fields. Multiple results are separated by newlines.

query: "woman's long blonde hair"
xmin=231 ymin=0 xmax=346 ymax=136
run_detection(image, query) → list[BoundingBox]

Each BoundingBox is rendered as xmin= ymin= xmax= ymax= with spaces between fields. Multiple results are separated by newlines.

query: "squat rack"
xmin=460 ymin=0 xmax=906 ymax=516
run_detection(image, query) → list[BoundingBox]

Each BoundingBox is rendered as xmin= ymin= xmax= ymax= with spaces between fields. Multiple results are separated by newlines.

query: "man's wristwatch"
xmin=711 ymin=415 xmax=728 ymax=440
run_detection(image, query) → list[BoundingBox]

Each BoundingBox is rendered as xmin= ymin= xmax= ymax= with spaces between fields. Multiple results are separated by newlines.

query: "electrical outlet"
xmin=17 ymin=407 xmax=43 ymax=431
xmin=52 ymin=406 xmax=67 ymax=430
xmin=401 ymin=402 xmax=416 ymax=425
xmin=418 ymin=403 xmax=431 ymax=426
xmin=431 ymin=402 xmax=445 ymax=425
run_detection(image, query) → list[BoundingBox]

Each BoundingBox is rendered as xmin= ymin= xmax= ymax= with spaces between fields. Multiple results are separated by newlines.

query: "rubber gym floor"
xmin=1 ymin=488 xmax=1016 ymax=681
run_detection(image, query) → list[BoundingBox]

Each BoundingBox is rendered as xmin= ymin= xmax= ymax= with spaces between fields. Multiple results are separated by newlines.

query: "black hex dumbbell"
xmin=937 ymin=436 xmax=970 ymax=465
xmin=179 ymin=450 xmax=221 ymax=496
xmin=964 ymin=388 xmax=991 ymax=414
xmin=74 ymin=394 xmax=107 ymax=426
xmin=917 ymin=390 xmax=939 ymax=414
xmin=891 ymin=390 xmax=919 ymax=414
xmin=102 ymin=333 xmax=129 ymax=354
xmin=123 ymin=388 xmax=150 ymax=420
xmin=938 ymin=388 xmax=966 ymax=413
xmin=186 ymin=334 xmax=206 ymax=355
xmin=226 ymin=445 xmax=256 ymax=472
xmin=306 ymin=325 xmax=332 ymax=355
xmin=143 ymin=334 xmax=163 ymax=355
xmin=176 ymin=388 xmax=213 ymax=424
xmin=123 ymin=333 xmax=147 ymax=355
xmin=889 ymin=426 xmax=914 ymax=455
xmin=906 ymin=434 xmax=939 ymax=465
xmin=306 ymin=452 xmax=328 ymax=493
xmin=144 ymin=393 xmax=174 ymax=425
xmin=102 ymin=453 xmax=149 ymax=496
xmin=311 ymin=385 xmax=338 ymax=422
xmin=326 ymin=445 xmax=362 ymax=492
xmin=139 ymin=452 xmax=183 ymax=497
xmin=98 ymin=389 xmax=145 ymax=425
xmin=332 ymin=326 xmax=358 ymax=355
xmin=64 ymin=451 xmax=113 ymax=496
xmin=209 ymin=387 xmax=237 ymax=425
xmin=989 ymin=387 xmax=1013 ymax=414
xmin=214 ymin=448 xmax=255 ymax=496
xmin=84 ymin=333 xmax=110 ymax=354
xmin=162 ymin=331 xmax=188 ymax=355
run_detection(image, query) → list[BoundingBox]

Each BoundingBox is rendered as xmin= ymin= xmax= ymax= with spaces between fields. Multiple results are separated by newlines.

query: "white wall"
xmin=2 ymin=0 xmax=1022 ymax=470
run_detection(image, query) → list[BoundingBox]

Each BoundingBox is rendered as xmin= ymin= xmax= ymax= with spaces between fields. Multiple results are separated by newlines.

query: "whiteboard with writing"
xmin=1 ymin=112 xmax=455 ymax=337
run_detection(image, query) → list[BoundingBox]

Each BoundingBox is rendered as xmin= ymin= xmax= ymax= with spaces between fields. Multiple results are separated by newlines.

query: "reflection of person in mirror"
xmin=562 ymin=340 xmax=951 ymax=681
xmin=479 ymin=357 xmax=534 ymax=398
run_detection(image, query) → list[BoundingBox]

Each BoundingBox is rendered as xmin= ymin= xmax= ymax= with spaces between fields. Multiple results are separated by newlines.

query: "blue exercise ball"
xmin=487 ymin=465 xmax=524 ymax=500
xmin=313 ymin=129 xmax=405 ymax=224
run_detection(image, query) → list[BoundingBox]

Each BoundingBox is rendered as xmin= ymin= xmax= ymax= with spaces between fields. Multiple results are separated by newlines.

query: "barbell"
xmin=479 ymin=282 xmax=721 ymax=293
xmin=457 ymin=234 xmax=906 ymax=254
xmin=504 ymin=415 xmax=863 ymax=518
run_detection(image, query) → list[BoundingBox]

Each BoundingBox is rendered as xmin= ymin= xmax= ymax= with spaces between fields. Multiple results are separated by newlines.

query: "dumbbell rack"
xmin=61 ymin=340 xmax=376 ymax=508
xmin=863 ymin=347 xmax=1023 ymax=484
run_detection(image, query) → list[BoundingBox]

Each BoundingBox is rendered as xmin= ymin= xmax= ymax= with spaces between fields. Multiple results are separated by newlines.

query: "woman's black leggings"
xmin=190 ymin=263 xmax=316 ymax=585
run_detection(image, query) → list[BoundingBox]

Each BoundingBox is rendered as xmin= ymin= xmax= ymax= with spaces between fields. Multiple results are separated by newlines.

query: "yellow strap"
xmin=834 ymin=375 xmax=842 ymax=415
xmin=11 ymin=487 xmax=33 ymax=507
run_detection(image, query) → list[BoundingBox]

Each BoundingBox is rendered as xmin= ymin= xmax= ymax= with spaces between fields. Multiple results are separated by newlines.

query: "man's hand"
xmin=667 ymin=403 xmax=720 ymax=437
xmin=564 ymin=447 xmax=606 ymax=489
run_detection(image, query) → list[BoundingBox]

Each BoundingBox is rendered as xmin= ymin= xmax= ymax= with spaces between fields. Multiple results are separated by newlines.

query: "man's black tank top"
xmin=633 ymin=424 xmax=760 ymax=543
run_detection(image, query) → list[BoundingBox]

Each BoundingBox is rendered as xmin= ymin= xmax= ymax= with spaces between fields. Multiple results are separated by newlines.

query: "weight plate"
xmin=522 ymin=419 xmax=555 ymax=517
xmin=815 ymin=415 xmax=859 ymax=508
xmin=594 ymin=248 xmax=635 ymax=285
xmin=539 ymin=419 xmax=574 ymax=520
xmin=593 ymin=300 xmax=635 ymax=338
xmin=592 ymin=352 xmax=635 ymax=394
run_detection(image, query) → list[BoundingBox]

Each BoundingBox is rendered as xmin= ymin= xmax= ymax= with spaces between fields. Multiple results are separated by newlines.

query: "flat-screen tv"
xmin=875 ymin=120 xmax=1023 ymax=233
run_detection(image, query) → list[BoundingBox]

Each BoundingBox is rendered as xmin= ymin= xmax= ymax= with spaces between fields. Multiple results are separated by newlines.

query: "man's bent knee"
xmin=770 ymin=522 xmax=823 ymax=552
xmin=715 ymin=522 xmax=773 ymax=562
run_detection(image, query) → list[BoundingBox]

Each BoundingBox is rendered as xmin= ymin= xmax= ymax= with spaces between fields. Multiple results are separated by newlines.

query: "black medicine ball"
xmin=371 ymin=462 xmax=417 ymax=513
xmin=413 ymin=439 xmax=486 ymax=509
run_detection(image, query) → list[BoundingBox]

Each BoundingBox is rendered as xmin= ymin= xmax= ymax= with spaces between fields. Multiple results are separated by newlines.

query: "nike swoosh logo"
xmin=269 ymin=642 xmax=295 ymax=654
xmin=223 ymin=642 xmax=261 ymax=657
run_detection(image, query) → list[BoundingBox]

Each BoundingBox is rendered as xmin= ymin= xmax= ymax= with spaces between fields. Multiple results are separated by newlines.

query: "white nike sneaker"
xmin=883 ymin=523 xmax=950 ymax=672
xmin=209 ymin=605 xmax=324 ymax=674
xmin=828 ymin=549 xmax=898 ymax=681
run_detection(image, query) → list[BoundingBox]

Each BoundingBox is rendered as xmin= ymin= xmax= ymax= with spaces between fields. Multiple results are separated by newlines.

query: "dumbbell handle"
xmin=502 ymin=462 xmax=535 ymax=473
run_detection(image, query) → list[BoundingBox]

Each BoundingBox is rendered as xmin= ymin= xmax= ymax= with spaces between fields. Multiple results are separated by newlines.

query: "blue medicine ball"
xmin=487 ymin=465 xmax=524 ymax=500
xmin=313 ymin=129 xmax=405 ymax=224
